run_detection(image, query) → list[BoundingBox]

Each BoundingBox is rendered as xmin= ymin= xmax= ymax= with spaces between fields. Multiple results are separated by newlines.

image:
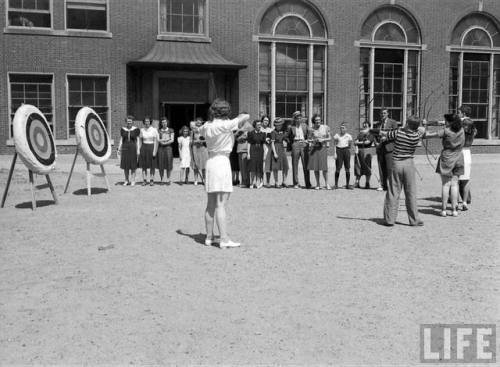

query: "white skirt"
xmin=205 ymin=154 xmax=233 ymax=193
xmin=459 ymin=148 xmax=471 ymax=180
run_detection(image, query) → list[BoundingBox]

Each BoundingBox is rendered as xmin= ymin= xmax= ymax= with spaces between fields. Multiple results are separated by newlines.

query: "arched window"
xmin=257 ymin=0 xmax=328 ymax=123
xmin=448 ymin=12 xmax=500 ymax=139
xmin=356 ymin=5 xmax=423 ymax=126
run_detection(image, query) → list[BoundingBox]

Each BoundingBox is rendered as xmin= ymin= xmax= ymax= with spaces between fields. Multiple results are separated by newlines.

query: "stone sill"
xmin=156 ymin=34 xmax=211 ymax=43
xmin=4 ymin=27 xmax=112 ymax=39
xmin=6 ymin=139 xmax=115 ymax=146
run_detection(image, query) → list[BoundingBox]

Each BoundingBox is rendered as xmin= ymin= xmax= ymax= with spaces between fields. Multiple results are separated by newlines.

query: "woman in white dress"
xmin=177 ymin=126 xmax=192 ymax=184
xmin=198 ymin=99 xmax=251 ymax=248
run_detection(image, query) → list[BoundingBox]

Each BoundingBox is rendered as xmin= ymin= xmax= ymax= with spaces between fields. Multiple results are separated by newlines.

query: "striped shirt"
xmin=385 ymin=128 xmax=423 ymax=160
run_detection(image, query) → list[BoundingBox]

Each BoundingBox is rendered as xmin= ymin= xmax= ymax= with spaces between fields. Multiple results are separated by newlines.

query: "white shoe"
xmin=194 ymin=181 xmax=198 ymax=186
xmin=452 ymin=210 xmax=458 ymax=217
xmin=376 ymin=187 xmax=383 ymax=191
xmin=220 ymin=240 xmax=241 ymax=248
xmin=440 ymin=210 xmax=447 ymax=217
xmin=204 ymin=238 xmax=213 ymax=246
xmin=130 ymin=181 xmax=136 ymax=187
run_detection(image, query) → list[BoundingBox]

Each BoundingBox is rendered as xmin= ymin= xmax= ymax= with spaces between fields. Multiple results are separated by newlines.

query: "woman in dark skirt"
xmin=354 ymin=121 xmax=374 ymax=189
xmin=229 ymin=133 xmax=240 ymax=185
xmin=261 ymin=115 xmax=274 ymax=187
xmin=157 ymin=117 xmax=174 ymax=185
xmin=307 ymin=114 xmax=331 ymax=189
xmin=138 ymin=116 xmax=159 ymax=186
xmin=118 ymin=115 xmax=140 ymax=186
xmin=270 ymin=118 xmax=289 ymax=188
xmin=247 ymin=119 xmax=266 ymax=188
xmin=422 ymin=113 xmax=465 ymax=217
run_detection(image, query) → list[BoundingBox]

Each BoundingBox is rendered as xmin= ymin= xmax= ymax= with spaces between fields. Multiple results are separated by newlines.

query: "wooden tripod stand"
xmin=1 ymin=152 xmax=59 ymax=210
xmin=64 ymin=147 xmax=110 ymax=196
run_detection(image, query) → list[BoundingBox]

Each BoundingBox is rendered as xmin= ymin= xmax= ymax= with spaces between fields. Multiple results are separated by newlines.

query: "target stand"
xmin=64 ymin=107 xmax=112 ymax=196
xmin=1 ymin=104 xmax=59 ymax=210
xmin=64 ymin=146 xmax=110 ymax=196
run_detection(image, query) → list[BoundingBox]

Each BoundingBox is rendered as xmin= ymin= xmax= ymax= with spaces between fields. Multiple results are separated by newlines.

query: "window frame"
xmin=65 ymin=73 xmax=111 ymax=139
xmin=447 ymin=23 xmax=500 ymax=140
xmin=5 ymin=0 xmax=53 ymax=30
xmin=7 ymin=71 xmax=55 ymax=139
xmin=157 ymin=0 xmax=209 ymax=39
xmin=64 ymin=0 xmax=109 ymax=32
xmin=356 ymin=16 xmax=425 ymax=127
xmin=257 ymin=8 xmax=329 ymax=125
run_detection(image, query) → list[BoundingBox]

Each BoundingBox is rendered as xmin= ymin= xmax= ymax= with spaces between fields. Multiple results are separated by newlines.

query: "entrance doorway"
xmin=163 ymin=103 xmax=210 ymax=156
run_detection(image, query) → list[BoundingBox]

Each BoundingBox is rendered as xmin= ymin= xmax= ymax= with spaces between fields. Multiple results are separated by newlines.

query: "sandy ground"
xmin=0 ymin=152 xmax=499 ymax=365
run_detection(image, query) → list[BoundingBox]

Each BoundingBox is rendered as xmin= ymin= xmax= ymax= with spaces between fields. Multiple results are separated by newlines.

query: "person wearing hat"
xmin=270 ymin=118 xmax=289 ymax=187
xmin=374 ymin=108 xmax=399 ymax=191
xmin=422 ymin=114 xmax=465 ymax=217
xmin=286 ymin=111 xmax=311 ymax=189
xmin=372 ymin=116 xmax=425 ymax=226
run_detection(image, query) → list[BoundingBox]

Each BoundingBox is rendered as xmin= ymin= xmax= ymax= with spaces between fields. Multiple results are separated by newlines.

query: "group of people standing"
xmin=117 ymin=116 xmax=208 ymax=186
xmin=228 ymin=111 xmax=379 ymax=191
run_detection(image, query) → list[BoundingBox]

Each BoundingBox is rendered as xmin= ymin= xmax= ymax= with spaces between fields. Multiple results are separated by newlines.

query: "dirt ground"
xmin=0 ymin=153 xmax=499 ymax=365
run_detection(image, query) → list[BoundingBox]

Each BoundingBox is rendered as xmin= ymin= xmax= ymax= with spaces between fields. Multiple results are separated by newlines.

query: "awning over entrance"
xmin=129 ymin=41 xmax=246 ymax=69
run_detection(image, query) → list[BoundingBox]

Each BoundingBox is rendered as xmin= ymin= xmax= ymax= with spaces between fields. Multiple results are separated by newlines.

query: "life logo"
xmin=420 ymin=324 xmax=496 ymax=363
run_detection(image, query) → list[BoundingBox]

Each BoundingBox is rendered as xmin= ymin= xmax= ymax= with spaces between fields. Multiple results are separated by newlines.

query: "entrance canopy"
xmin=130 ymin=42 xmax=246 ymax=69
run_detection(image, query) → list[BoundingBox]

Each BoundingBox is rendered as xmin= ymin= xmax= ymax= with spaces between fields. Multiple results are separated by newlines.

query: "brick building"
xmin=1 ymin=0 xmax=499 ymax=155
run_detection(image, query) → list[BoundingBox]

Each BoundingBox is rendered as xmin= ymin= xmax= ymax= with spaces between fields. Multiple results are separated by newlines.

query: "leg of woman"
xmin=124 ymin=169 xmax=129 ymax=184
xmin=314 ymin=171 xmax=320 ymax=188
xmin=202 ymin=169 xmax=206 ymax=182
xmin=142 ymin=169 xmax=147 ymax=185
xmin=273 ymin=170 xmax=279 ymax=186
xmin=450 ymin=176 xmax=459 ymax=216
xmin=265 ymin=172 xmax=271 ymax=186
xmin=441 ymin=175 xmax=451 ymax=215
xmin=205 ymin=192 xmax=216 ymax=243
xmin=185 ymin=168 xmax=190 ymax=183
xmin=322 ymin=170 xmax=330 ymax=189
xmin=215 ymin=192 xmax=231 ymax=243
xmin=282 ymin=168 xmax=288 ymax=186
xmin=159 ymin=169 xmax=164 ymax=183
xmin=166 ymin=168 xmax=171 ymax=182
xmin=131 ymin=169 xmax=136 ymax=185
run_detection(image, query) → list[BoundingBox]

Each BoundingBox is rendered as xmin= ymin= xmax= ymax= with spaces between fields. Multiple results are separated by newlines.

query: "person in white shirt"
xmin=333 ymin=123 xmax=354 ymax=189
xmin=197 ymin=99 xmax=251 ymax=248
xmin=138 ymin=116 xmax=159 ymax=186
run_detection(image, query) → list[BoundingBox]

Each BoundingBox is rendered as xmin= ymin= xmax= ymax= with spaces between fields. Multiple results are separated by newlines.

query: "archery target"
xmin=75 ymin=107 xmax=111 ymax=165
xmin=13 ymin=104 xmax=57 ymax=174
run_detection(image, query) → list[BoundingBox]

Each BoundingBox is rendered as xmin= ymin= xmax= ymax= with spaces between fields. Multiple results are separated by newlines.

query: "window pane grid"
xmin=8 ymin=0 xmax=51 ymax=27
xmin=67 ymin=76 xmax=108 ymax=136
xmin=276 ymin=44 xmax=308 ymax=92
xmin=9 ymin=76 xmax=53 ymax=137
xmin=160 ymin=0 xmax=204 ymax=35
xmin=275 ymin=93 xmax=308 ymax=119
xmin=374 ymin=61 xmax=403 ymax=121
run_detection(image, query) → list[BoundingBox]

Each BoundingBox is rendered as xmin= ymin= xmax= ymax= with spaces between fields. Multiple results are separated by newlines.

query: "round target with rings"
xmin=13 ymin=104 xmax=57 ymax=174
xmin=75 ymin=107 xmax=111 ymax=165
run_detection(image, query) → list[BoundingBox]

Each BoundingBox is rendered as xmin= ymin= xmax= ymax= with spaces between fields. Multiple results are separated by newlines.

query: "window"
xmin=258 ymin=0 xmax=327 ymax=123
xmin=159 ymin=0 xmax=205 ymax=35
xmin=67 ymin=76 xmax=109 ymax=136
xmin=7 ymin=0 xmax=51 ymax=28
xmin=9 ymin=74 xmax=53 ymax=137
xmin=448 ymin=13 xmax=500 ymax=139
xmin=357 ymin=6 xmax=422 ymax=126
xmin=66 ymin=0 xmax=107 ymax=31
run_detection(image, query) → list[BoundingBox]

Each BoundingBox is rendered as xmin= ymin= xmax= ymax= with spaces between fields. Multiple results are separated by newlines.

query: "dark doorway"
xmin=163 ymin=103 xmax=210 ymax=157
